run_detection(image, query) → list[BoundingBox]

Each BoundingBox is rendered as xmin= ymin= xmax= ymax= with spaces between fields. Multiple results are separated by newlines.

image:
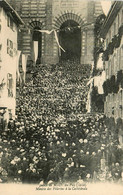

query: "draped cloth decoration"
xmin=94 ymin=71 xmax=106 ymax=94
xmin=33 ymin=41 xmax=38 ymax=63
xmin=54 ymin=30 xmax=65 ymax=52
xmin=22 ymin=54 xmax=28 ymax=83
xmin=16 ymin=50 xmax=21 ymax=82
xmin=97 ymin=53 xmax=104 ymax=70
xmin=36 ymin=29 xmax=54 ymax=34
xmin=35 ymin=29 xmax=65 ymax=53
xmin=86 ymin=78 xmax=93 ymax=113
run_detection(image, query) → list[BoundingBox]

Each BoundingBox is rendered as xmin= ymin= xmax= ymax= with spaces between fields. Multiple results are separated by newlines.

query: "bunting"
xmin=35 ymin=29 xmax=54 ymax=34
xmin=22 ymin=54 xmax=28 ymax=83
xmin=34 ymin=29 xmax=65 ymax=52
xmin=34 ymin=26 xmax=81 ymax=33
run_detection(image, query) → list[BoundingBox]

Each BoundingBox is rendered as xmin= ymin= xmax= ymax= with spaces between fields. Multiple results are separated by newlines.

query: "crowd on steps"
xmin=0 ymin=61 xmax=122 ymax=184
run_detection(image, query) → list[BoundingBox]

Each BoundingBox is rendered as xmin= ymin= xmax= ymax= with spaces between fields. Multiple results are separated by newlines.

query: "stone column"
xmin=86 ymin=28 xmax=94 ymax=64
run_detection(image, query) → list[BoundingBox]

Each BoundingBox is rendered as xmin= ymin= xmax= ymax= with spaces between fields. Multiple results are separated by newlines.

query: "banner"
xmin=97 ymin=53 xmax=104 ymax=70
xmin=33 ymin=41 xmax=38 ymax=63
xmin=16 ymin=50 xmax=21 ymax=82
xmin=22 ymin=54 xmax=28 ymax=83
xmin=86 ymin=81 xmax=93 ymax=113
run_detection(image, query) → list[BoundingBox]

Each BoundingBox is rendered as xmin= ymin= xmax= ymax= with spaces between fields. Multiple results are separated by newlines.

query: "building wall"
xmin=8 ymin=0 xmax=103 ymax=65
xmin=103 ymin=4 xmax=123 ymax=146
xmin=0 ymin=7 xmax=18 ymax=120
xmin=52 ymin=0 xmax=88 ymax=22
xmin=104 ymin=6 xmax=123 ymax=119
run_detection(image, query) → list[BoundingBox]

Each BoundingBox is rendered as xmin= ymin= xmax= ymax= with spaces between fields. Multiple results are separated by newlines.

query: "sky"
xmin=101 ymin=1 xmax=112 ymax=15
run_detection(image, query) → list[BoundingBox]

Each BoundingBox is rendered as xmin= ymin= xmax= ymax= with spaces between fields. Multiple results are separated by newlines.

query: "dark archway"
xmin=59 ymin=20 xmax=81 ymax=62
xmin=33 ymin=27 xmax=42 ymax=64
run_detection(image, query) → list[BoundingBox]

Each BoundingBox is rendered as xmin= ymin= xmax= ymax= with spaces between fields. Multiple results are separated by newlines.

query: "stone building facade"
xmin=8 ymin=0 xmax=103 ymax=65
xmin=100 ymin=1 xmax=123 ymax=147
xmin=0 ymin=0 xmax=23 ymax=127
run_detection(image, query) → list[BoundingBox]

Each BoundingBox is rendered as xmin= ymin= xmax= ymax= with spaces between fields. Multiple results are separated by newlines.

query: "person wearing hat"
xmin=114 ymin=163 xmax=122 ymax=182
xmin=111 ymin=163 xmax=121 ymax=182
xmin=47 ymin=168 xmax=59 ymax=183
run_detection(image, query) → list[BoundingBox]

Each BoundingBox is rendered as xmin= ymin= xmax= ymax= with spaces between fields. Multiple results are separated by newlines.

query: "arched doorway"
xmin=32 ymin=27 xmax=42 ymax=64
xmin=59 ymin=20 xmax=81 ymax=62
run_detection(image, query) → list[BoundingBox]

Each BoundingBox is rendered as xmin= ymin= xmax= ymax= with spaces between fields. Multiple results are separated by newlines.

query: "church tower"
xmin=8 ymin=0 xmax=103 ymax=65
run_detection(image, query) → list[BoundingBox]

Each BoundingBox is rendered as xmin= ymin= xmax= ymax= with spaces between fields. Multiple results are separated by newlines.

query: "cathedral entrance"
xmin=32 ymin=27 xmax=42 ymax=64
xmin=59 ymin=20 xmax=81 ymax=62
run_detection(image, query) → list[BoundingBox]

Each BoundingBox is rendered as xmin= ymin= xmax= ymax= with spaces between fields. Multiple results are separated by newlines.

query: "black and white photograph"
xmin=0 ymin=0 xmax=123 ymax=194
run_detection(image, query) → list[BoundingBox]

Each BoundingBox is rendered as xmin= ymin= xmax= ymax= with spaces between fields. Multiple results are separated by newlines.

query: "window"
xmin=108 ymin=60 xmax=111 ymax=78
xmin=109 ymin=30 xmax=111 ymax=42
xmin=117 ymin=14 xmax=119 ymax=29
xmin=122 ymin=10 xmax=123 ymax=24
xmin=106 ymin=38 xmax=109 ymax=48
xmin=114 ymin=22 xmax=116 ymax=35
xmin=113 ymin=52 xmax=117 ymax=73
xmin=117 ymin=49 xmax=120 ymax=71
xmin=8 ymin=109 xmax=12 ymax=120
xmin=7 ymin=15 xmax=10 ymax=27
xmin=7 ymin=15 xmax=13 ymax=30
xmin=111 ymin=57 xmax=114 ymax=76
xmin=121 ymin=46 xmax=123 ymax=70
xmin=7 ymin=39 xmax=13 ymax=57
xmin=7 ymin=73 xmax=13 ymax=97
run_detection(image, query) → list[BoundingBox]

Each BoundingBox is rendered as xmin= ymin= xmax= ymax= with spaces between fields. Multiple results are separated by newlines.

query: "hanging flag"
xmin=33 ymin=41 xmax=38 ymax=63
xmin=97 ymin=53 xmax=104 ymax=70
xmin=94 ymin=71 xmax=106 ymax=94
xmin=22 ymin=54 xmax=28 ymax=83
xmin=16 ymin=50 xmax=21 ymax=82
xmin=54 ymin=30 xmax=65 ymax=52
xmin=86 ymin=81 xmax=93 ymax=113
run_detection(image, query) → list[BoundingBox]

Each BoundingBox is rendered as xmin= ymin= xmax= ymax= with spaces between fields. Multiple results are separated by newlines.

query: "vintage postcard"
xmin=0 ymin=0 xmax=123 ymax=195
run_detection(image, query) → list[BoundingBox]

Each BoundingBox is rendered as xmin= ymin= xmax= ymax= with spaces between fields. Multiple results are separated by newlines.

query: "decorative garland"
xmin=103 ymin=70 xmax=123 ymax=96
xmin=103 ymin=24 xmax=123 ymax=61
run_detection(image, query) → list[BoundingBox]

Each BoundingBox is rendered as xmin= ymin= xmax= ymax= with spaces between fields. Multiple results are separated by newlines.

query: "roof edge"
xmin=100 ymin=1 xmax=122 ymax=38
xmin=0 ymin=0 xmax=24 ymax=25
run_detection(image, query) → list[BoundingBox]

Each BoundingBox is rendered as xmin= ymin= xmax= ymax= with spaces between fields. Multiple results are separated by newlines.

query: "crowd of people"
xmin=0 ymin=60 xmax=122 ymax=184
